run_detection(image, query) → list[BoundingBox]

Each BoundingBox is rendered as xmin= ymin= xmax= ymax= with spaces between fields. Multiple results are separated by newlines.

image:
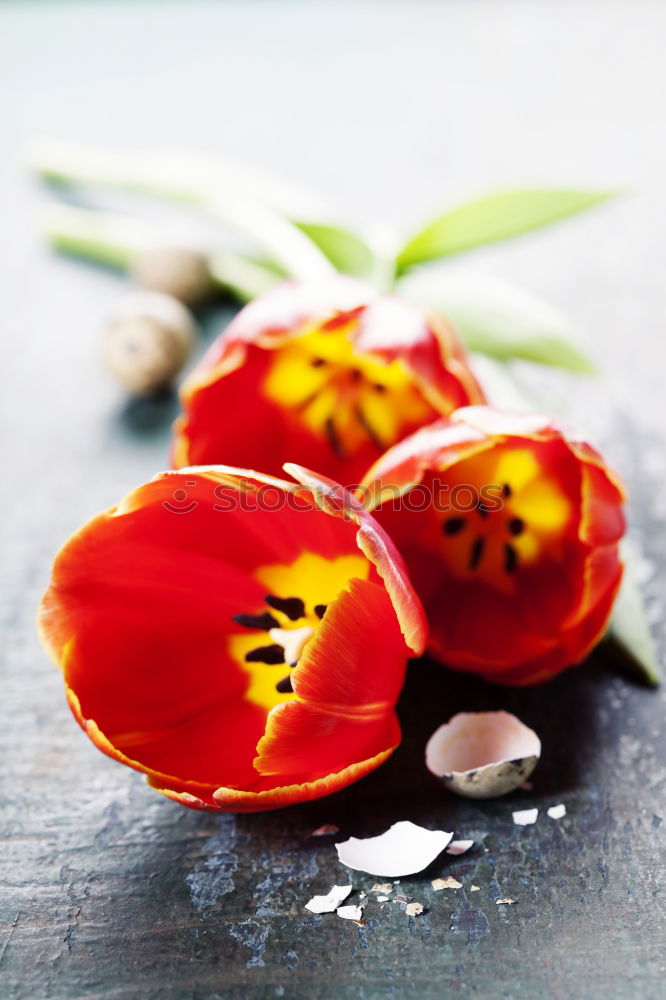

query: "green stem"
xmin=28 ymin=138 xmax=334 ymax=281
xmin=208 ymin=252 xmax=284 ymax=302
xmin=41 ymin=202 xmax=286 ymax=303
xmin=42 ymin=203 xmax=151 ymax=270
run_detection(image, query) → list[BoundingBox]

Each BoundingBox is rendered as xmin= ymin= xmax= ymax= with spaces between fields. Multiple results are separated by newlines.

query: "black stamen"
xmin=373 ymin=383 xmax=386 ymax=393
xmin=275 ymin=675 xmax=294 ymax=694
xmin=232 ymin=612 xmax=279 ymax=631
xmin=355 ymin=407 xmax=384 ymax=450
xmin=443 ymin=517 xmax=465 ymax=535
xmin=504 ymin=543 xmax=518 ymax=574
xmin=310 ymin=357 xmax=326 ymax=367
xmin=469 ymin=536 xmax=485 ymax=570
xmin=314 ymin=604 xmax=327 ymax=619
xmin=245 ymin=644 xmax=285 ymax=665
xmin=295 ymin=389 xmax=323 ymax=413
xmin=265 ymin=595 xmax=306 ymax=621
xmin=503 ymin=483 xmax=512 ymax=498
xmin=351 ymin=368 xmax=363 ymax=382
xmin=508 ymin=517 xmax=525 ymax=536
xmin=325 ymin=416 xmax=346 ymax=459
xmin=477 ymin=504 xmax=490 ymax=519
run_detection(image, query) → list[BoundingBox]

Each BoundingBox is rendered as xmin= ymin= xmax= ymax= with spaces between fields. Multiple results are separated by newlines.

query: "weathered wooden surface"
xmin=1 ymin=3 xmax=665 ymax=998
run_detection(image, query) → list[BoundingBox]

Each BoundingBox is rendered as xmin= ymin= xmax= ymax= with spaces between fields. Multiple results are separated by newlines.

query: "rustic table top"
xmin=1 ymin=3 xmax=665 ymax=998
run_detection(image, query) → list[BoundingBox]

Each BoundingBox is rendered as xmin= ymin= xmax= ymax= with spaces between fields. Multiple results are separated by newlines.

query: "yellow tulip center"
xmin=229 ymin=551 xmax=369 ymax=711
xmin=436 ymin=447 xmax=572 ymax=591
xmin=262 ymin=323 xmax=433 ymax=460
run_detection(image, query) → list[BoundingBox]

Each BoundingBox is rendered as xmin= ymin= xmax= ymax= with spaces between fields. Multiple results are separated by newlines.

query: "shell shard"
xmin=547 ymin=803 xmax=566 ymax=820
xmin=336 ymin=904 xmax=364 ymax=923
xmin=512 ymin=808 xmax=539 ymax=826
xmin=446 ymin=839 xmax=474 ymax=856
xmin=305 ymin=884 xmax=352 ymax=913
xmin=336 ymin=820 xmax=452 ymax=877
xmin=432 ymin=876 xmax=462 ymax=890
xmin=425 ymin=711 xmax=541 ymax=799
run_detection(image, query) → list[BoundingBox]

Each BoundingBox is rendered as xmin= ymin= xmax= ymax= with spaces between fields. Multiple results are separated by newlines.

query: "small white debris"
xmin=311 ymin=824 xmax=339 ymax=837
xmin=305 ymin=884 xmax=352 ymax=914
xmin=470 ymin=885 xmax=480 ymax=892
xmin=547 ymin=804 xmax=567 ymax=820
xmin=432 ymin=876 xmax=462 ymax=890
xmin=377 ymin=895 xmax=390 ymax=902
xmin=446 ymin=839 xmax=474 ymax=856
xmin=512 ymin=808 xmax=538 ymax=826
xmin=336 ymin=821 xmax=452 ymax=877
xmin=496 ymin=898 xmax=516 ymax=905
xmin=358 ymin=892 xmax=367 ymax=899
xmin=371 ymin=883 xmax=394 ymax=894
xmin=405 ymin=902 xmax=424 ymax=917
xmin=337 ymin=904 xmax=364 ymax=923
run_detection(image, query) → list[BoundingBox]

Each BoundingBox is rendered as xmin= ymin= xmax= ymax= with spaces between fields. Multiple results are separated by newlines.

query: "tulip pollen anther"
xmin=245 ymin=644 xmax=285 ymax=665
xmin=469 ymin=536 xmax=485 ymax=570
xmin=504 ymin=544 xmax=518 ymax=574
xmin=265 ymin=595 xmax=306 ymax=621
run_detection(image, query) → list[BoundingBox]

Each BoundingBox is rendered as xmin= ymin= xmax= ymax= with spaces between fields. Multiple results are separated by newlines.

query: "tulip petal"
xmin=173 ymin=278 xmax=484 ymax=482
xmin=285 ymin=463 xmax=428 ymax=655
xmin=363 ymin=407 xmax=626 ymax=684
xmin=39 ymin=463 xmax=424 ymax=809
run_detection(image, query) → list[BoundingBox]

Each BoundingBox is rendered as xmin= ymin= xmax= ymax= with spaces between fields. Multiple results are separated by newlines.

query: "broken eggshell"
xmin=336 ymin=820 xmax=452 ymax=877
xmin=425 ymin=711 xmax=541 ymax=799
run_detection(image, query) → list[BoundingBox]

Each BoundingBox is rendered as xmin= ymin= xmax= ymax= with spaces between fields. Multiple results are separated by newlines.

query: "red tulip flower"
xmin=361 ymin=407 xmax=626 ymax=685
xmin=172 ymin=277 xmax=484 ymax=484
xmin=38 ymin=465 xmax=426 ymax=812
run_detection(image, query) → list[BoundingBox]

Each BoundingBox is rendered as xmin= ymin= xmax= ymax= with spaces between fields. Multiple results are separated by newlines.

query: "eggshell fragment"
xmin=512 ymin=808 xmax=538 ymax=826
xmin=432 ymin=876 xmax=462 ymax=890
xmin=446 ymin=839 xmax=474 ymax=856
xmin=405 ymin=902 xmax=424 ymax=917
xmin=336 ymin=821 xmax=453 ymax=877
xmin=305 ymin=884 xmax=352 ymax=914
xmin=547 ymin=804 xmax=566 ymax=820
xmin=337 ymin=904 xmax=364 ymax=923
xmin=425 ymin=711 xmax=541 ymax=799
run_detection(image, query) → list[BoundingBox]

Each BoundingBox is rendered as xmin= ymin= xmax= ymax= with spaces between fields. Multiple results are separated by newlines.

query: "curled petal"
xmin=39 ymin=464 xmax=425 ymax=810
xmin=363 ymin=406 xmax=626 ymax=684
xmin=173 ymin=278 xmax=484 ymax=483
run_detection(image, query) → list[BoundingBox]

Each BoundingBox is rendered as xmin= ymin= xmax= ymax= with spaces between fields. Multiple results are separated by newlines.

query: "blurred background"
xmin=4 ymin=0 xmax=665 ymax=606
xmin=2 ymin=3 xmax=665 ymax=997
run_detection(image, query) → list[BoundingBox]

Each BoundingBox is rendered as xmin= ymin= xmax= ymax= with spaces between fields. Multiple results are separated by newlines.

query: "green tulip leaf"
xmin=397 ymin=268 xmax=596 ymax=372
xmin=605 ymin=546 xmax=661 ymax=686
xmin=294 ymin=221 xmax=375 ymax=277
xmin=395 ymin=188 xmax=616 ymax=273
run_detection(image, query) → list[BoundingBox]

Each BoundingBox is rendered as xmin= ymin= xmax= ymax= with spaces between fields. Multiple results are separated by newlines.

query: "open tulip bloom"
xmin=38 ymin=465 xmax=427 ymax=811
xmin=172 ymin=277 xmax=484 ymax=484
xmin=361 ymin=407 xmax=627 ymax=685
